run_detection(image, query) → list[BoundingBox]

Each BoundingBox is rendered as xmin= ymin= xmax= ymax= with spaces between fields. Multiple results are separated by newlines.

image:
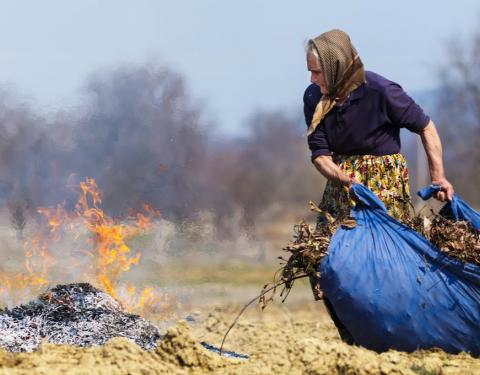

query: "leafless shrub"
xmin=8 ymin=197 xmax=28 ymax=239
xmin=436 ymin=31 xmax=480 ymax=203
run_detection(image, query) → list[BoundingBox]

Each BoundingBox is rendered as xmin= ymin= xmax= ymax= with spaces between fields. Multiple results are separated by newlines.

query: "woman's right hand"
xmin=313 ymin=155 xmax=360 ymax=186
xmin=341 ymin=175 xmax=360 ymax=187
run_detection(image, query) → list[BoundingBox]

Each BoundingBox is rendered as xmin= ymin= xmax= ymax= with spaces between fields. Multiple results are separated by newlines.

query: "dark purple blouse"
xmin=304 ymin=71 xmax=430 ymax=161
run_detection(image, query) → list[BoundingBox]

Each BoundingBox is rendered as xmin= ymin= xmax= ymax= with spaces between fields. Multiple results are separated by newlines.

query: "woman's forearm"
xmin=420 ymin=121 xmax=445 ymax=181
xmin=420 ymin=120 xmax=454 ymax=200
xmin=312 ymin=155 xmax=353 ymax=185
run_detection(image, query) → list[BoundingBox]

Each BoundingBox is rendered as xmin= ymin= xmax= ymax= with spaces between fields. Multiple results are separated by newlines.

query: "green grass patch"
xmin=151 ymin=263 xmax=285 ymax=286
xmin=411 ymin=366 xmax=439 ymax=375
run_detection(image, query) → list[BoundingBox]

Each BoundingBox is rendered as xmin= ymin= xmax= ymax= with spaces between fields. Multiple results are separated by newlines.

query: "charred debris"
xmin=0 ymin=283 xmax=161 ymax=352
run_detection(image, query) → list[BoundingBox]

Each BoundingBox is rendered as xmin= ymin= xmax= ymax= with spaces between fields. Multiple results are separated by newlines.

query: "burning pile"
xmin=0 ymin=283 xmax=161 ymax=352
xmin=0 ymin=178 xmax=168 ymax=319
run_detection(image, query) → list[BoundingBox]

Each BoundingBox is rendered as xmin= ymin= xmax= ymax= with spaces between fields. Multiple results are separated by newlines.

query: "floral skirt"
xmin=317 ymin=153 xmax=412 ymax=223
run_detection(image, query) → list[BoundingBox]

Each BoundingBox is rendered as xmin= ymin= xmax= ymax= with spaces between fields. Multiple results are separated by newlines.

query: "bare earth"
xmin=0 ymin=300 xmax=478 ymax=375
xmin=0 ymin=191 xmax=478 ymax=373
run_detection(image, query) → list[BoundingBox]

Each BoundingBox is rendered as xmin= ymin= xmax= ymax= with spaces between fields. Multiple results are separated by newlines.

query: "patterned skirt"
xmin=318 ymin=153 xmax=412 ymax=223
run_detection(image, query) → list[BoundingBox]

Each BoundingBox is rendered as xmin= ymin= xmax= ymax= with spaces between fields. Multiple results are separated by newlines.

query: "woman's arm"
xmin=420 ymin=120 xmax=454 ymax=201
xmin=312 ymin=155 xmax=357 ymax=186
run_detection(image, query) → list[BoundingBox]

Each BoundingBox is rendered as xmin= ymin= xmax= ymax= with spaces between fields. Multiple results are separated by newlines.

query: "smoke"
xmin=0 ymin=62 xmax=325 ymax=235
xmin=0 ymin=59 xmax=469 ymax=316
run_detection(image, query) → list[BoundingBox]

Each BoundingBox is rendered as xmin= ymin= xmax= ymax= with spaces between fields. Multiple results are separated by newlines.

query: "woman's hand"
xmin=432 ymin=177 xmax=454 ymax=202
xmin=313 ymin=155 xmax=359 ymax=186
xmin=349 ymin=177 xmax=361 ymax=187
xmin=342 ymin=175 xmax=361 ymax=187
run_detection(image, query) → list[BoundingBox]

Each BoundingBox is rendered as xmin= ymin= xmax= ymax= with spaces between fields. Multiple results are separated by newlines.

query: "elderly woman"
xmin=304 ymin=29 xmax=454 ymax=222
xmin=304 ymin=29 xmax=454 ymax=344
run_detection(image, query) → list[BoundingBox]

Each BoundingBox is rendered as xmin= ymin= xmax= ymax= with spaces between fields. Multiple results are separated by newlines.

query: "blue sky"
xmin=0 ymin=1 xmax=478 ymax=134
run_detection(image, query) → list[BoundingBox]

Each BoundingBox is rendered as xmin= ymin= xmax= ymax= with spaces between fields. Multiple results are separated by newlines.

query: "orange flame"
xmin=74 ymin=178 xmax=147 ymax=298
xmin=0 ymin=178 xmax=168 ymax=317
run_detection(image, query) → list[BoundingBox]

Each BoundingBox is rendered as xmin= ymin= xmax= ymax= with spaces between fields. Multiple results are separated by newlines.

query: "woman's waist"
xmin=332 ymin=153 xmax=407 ymax=165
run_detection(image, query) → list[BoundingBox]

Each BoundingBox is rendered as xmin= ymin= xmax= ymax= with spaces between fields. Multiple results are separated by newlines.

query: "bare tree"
xmin=0 ymin=63 xmax=325 ymax=238
xmin=0 ymin=90 xmax=71 ymax=211
xmin=70 ymin=64 xmax=210 ymax=219
xmin=208 ymin=110 xmax=323 ymax=233
xmin=8 ymin=194 xmax=28 ymax=239
xmin=436 ymin=33 xmax=480 ymax=202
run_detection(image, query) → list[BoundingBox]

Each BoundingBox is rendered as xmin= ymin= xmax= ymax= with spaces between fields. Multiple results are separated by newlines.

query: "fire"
xmin=23 ymin=237 xmax=53 ymax=287
xmin=0 ymin=209 xmax=58 ymax=300
xmin=75 ymin=178 xmax=146 ymax=297
xmin=124 ymin=285 xmax=173 ymax=316
xmin=0 ymin=178 xmax=169 ymax=317
xmin=37 ymin=205 xmax=69 ymax=239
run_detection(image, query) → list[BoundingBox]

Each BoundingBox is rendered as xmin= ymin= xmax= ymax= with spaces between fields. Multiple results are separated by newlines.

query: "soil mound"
xmin=0 ymin=309 xmax=478 ymax=374
xmin=0 ymin=321 xmax=238 ymax=375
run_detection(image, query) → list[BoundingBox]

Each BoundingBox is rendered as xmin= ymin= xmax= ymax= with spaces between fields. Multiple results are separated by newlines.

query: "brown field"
xmin=0 ymin=210 xmax=478 ymax=375
xmin=0 ymin=262 xmax=479 ymax=375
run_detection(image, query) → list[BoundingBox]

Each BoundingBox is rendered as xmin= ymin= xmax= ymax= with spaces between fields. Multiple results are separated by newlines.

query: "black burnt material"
xmin=0 ymin=283 xmax=161 ymax=352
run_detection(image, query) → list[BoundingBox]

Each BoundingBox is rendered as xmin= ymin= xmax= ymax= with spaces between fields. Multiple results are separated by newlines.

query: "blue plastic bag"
xmin=319 ymin=184 xmax=480 ymax=355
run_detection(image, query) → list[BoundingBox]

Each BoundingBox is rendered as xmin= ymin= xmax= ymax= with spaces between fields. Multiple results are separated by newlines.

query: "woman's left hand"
xmin=432 ymin=177 xmax=454 ymax=202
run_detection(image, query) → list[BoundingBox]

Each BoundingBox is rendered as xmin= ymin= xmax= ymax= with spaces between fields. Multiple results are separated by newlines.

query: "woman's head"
xmin=306 ymin=41 xmax=327 ymax=94
xmin=305 ymin=29 xmax=365 ymax=100
xmin=305 ymin=29 xmax=366 ymax=135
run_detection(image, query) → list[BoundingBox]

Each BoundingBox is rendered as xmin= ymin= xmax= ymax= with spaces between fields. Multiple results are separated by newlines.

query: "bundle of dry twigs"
xmin=405 ymin=214 xmax=480 ymax=265
xmin=259 ymin=203 xmax=353 ymax=308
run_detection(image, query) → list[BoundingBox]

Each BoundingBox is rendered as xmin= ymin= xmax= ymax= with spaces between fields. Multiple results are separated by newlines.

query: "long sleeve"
xmin=304 ymin=84 xmax=331 ymax=161
xmin=384 ymin=82 xmax=430 ymax=133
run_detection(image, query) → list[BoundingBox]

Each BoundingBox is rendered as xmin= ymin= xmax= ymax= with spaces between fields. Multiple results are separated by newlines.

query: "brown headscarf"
xmin=307 ymin=29 xmax=366 ymax=135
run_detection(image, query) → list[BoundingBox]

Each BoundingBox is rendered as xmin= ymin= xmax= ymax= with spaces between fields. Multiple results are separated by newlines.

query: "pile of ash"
xmin=0 ymin=283 xmax=161 ymax=352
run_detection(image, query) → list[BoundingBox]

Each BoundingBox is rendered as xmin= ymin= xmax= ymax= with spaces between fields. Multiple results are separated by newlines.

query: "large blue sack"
xmin=319 ymin=183 xmax=480 ymax=355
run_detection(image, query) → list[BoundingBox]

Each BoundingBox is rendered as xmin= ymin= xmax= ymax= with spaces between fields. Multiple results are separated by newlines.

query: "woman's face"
xmin=307 ymin=52 xmax=327 ymax=94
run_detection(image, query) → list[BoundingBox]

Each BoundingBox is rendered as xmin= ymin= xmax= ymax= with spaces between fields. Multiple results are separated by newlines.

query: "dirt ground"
xmin=0 ymin=211 xmax=478 ymax=375
xmin=0 ymin=185 xmax=477 ymax=374
xmin=0 ymin=287 xmax=478 ymax=375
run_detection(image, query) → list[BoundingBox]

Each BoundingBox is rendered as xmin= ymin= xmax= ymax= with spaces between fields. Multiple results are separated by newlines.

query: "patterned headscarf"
xmin=307 ymin=29 xmax=366 ymax=135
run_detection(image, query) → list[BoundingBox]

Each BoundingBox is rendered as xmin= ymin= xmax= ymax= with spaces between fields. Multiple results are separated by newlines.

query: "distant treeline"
xmin=434 ymin=35 xmax=480 ymax=205
xmin=0 ymin=31 xmax=478 ymax=233
xmin=0 ymin=64 xmax=322 ymax=233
